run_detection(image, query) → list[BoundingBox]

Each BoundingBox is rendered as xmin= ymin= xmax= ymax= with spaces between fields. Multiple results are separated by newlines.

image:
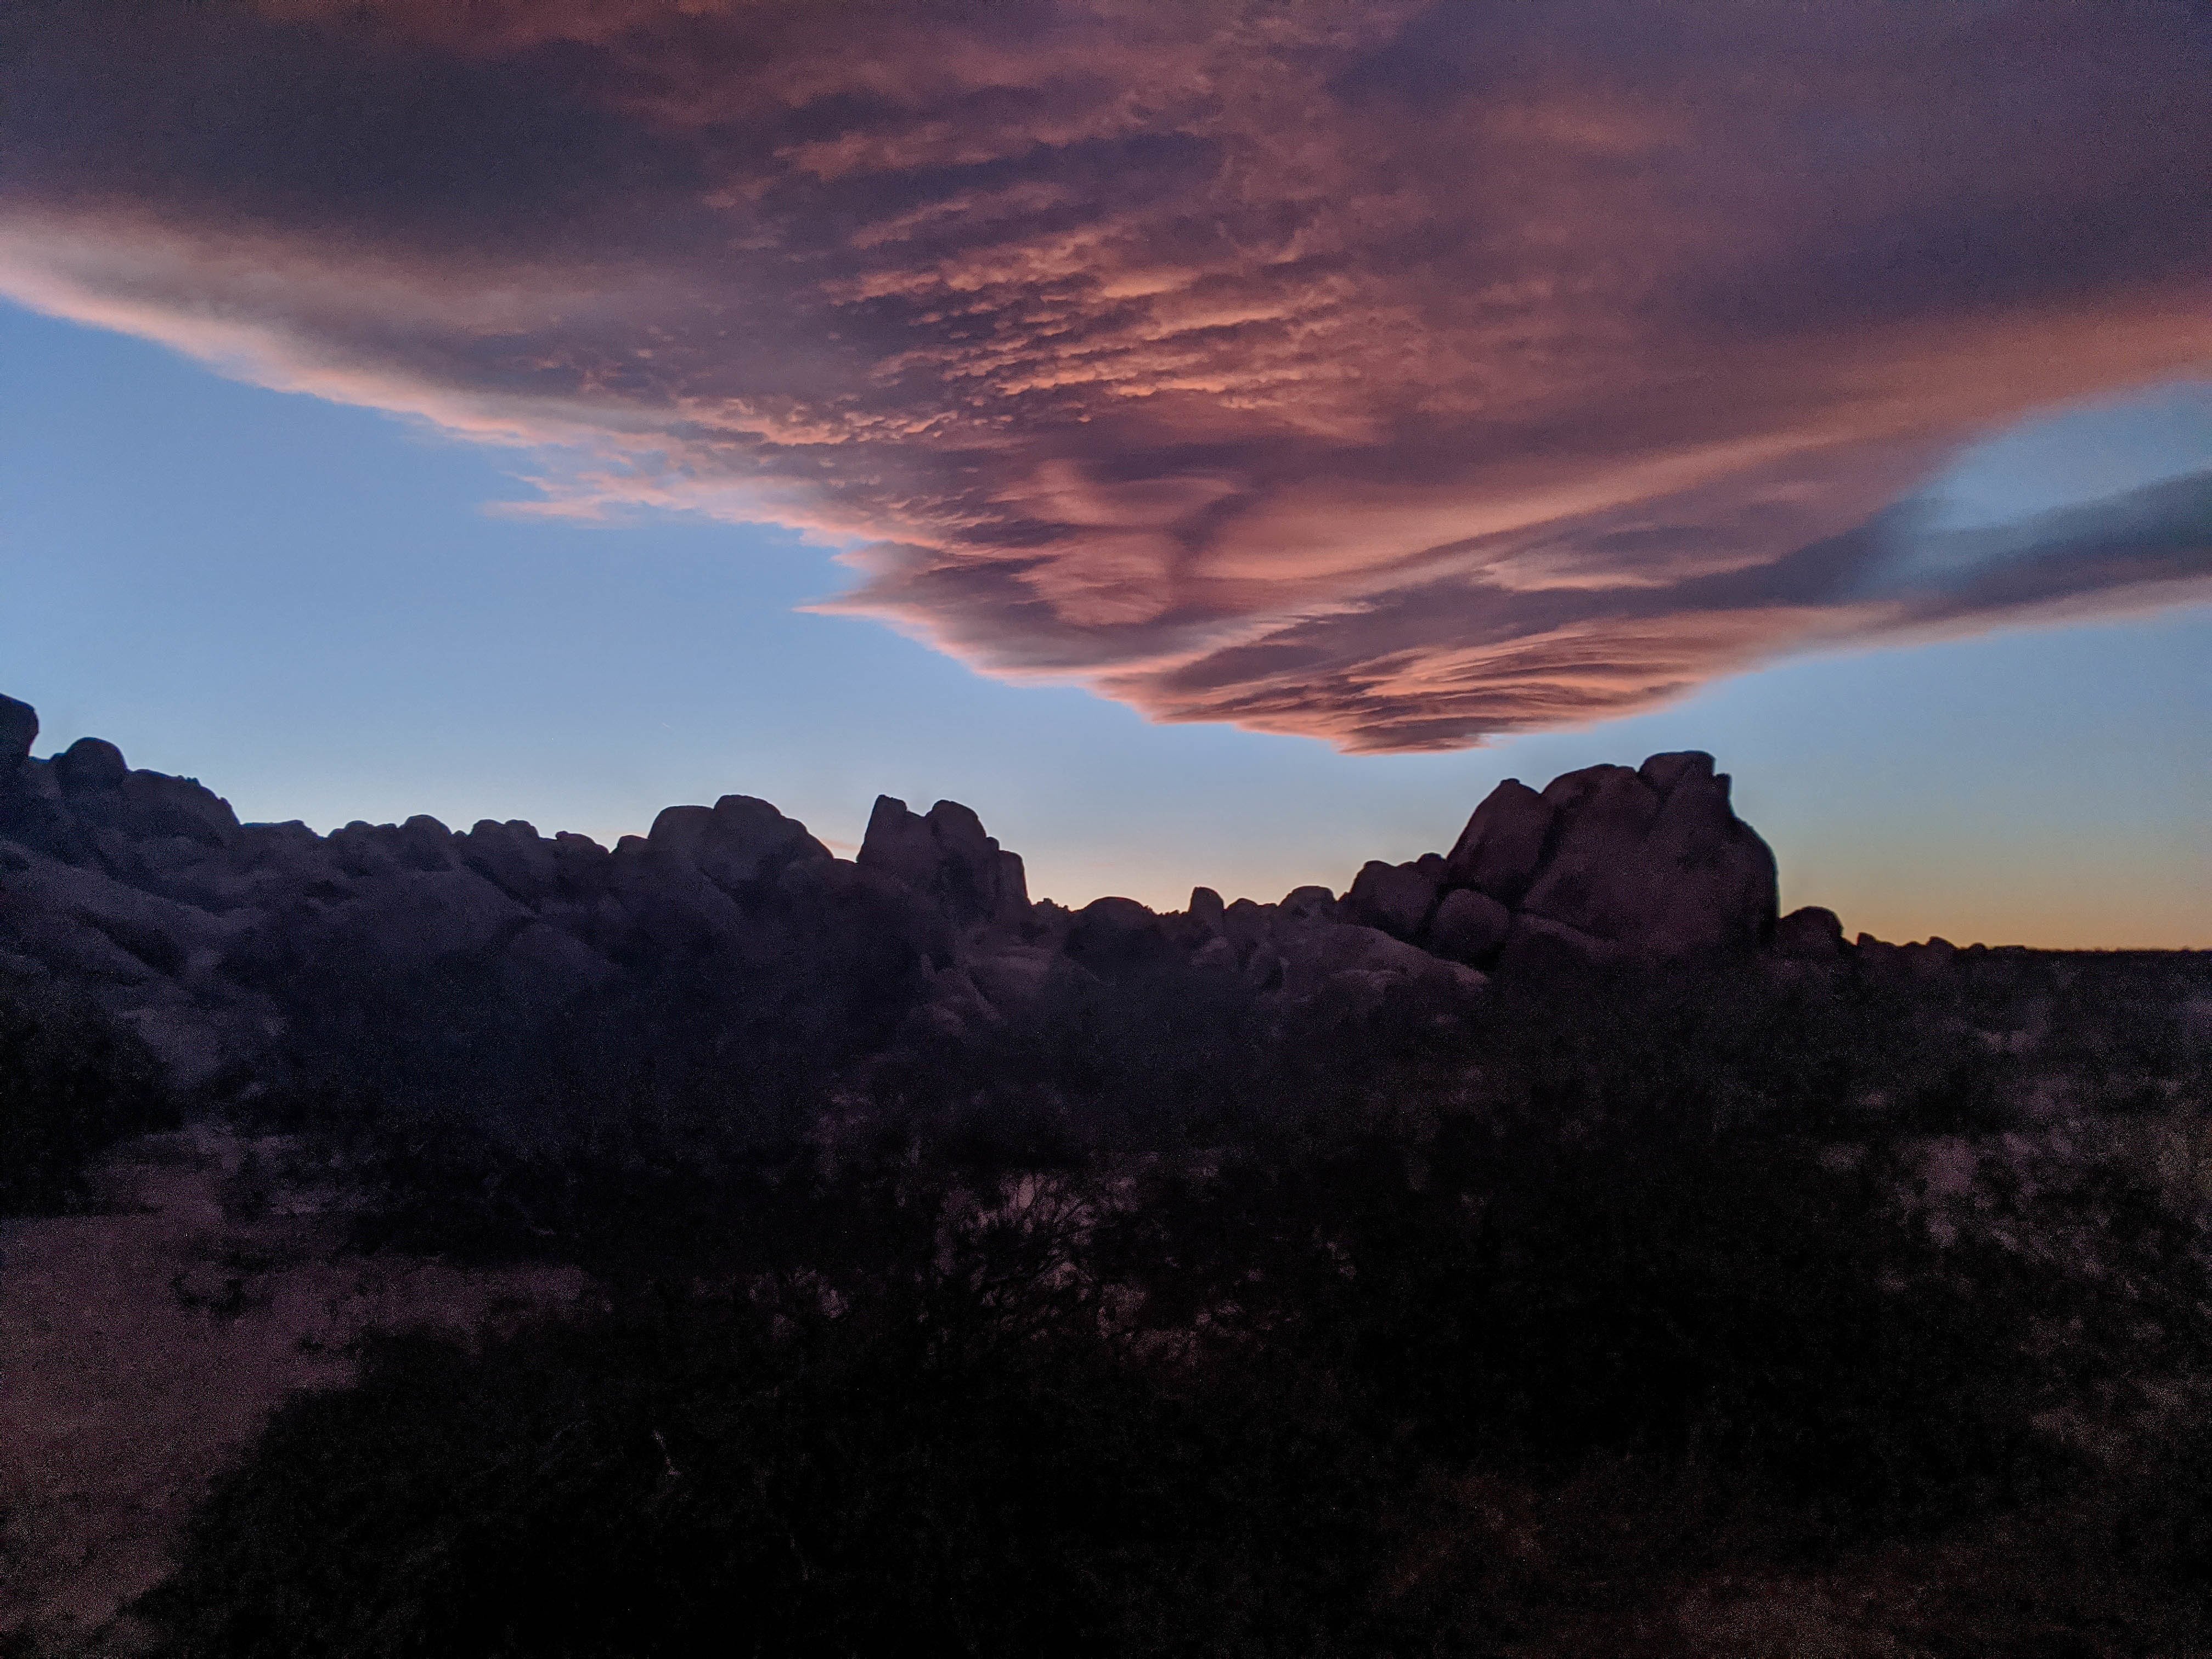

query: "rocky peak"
xmin=0 ymin=695 xmax=36 ymax=771
xmin=857 ymin=795 xmax=1029 ymax=928
xmin=646 ymin=794 xmax=831 ymax=893
xmin=54 ymin=738 xmax=128 ymax=794
xmin=1638 ymin=749 xmax=1717 ymax=795
xmin=1441 ymin=778 xmax=1553 ymax=904
xmin=1367 ymin=751 xmax=1778 ymax=964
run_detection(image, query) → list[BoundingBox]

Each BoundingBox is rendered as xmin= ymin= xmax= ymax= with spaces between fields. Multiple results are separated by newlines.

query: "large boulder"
xmin=1342 ymin=860 xmax=1440 ymax=940
xmin=57 ymin=762 xmax=244 ymax=849
xmin=647 ymin=794 xmax=831 ymax=893
xmin=963 ymin=943 xmax=1069 ymax=1009
xmin=372 ymin=815 xmax=454 ymax=872
xmin=460 ymin=820 xmax=561 ymax=906
xmin=857 ymin=795 xmax=1029 ymax=928
xmin=1515 ymin=753 xmax=1776 ymax=954
xmin=1187 ymin=886 xmax=1227 ymax=936
xmin=0 ymin=695 xmax=36 ymax=771
xmin=1498 ymin=912 xmax=1623 ymax=974
xmin=1442 ymin=779 xmax=1555 ymax=904
xmin=1063 ymin=896 xmax=1171 ymax=974
xmin=1426 ymin=887 xmax=1510 ymax=963
xmin=1773 ymin=905 xmax=1847 ymax=960
xmin=1274 ymin=920 xmax=1485 ymax=1001
xmin=603 ymin=837 xmax=755 ymax=960
xmin=304 ymin=867 xmax=534 ymax=966
xmin=53 ymin=737 xmax=128 ymax=794
xmin=1 ymin=853 xmax=196 ymax=986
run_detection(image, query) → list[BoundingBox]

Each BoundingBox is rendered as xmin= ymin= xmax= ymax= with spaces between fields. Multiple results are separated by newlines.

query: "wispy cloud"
xmin=4 ymin=0 xmax=2207 ymax=749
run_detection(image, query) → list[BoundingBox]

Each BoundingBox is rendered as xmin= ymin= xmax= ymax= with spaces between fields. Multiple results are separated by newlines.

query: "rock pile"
xmin=1345 ymin=752 xmax=1780 ymax=966
xmin=0 ymin=694 xmax=1803 ymax=1092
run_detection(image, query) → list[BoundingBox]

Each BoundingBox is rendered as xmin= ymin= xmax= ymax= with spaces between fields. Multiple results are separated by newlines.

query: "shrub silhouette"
xmin=147 ymin=952 xmax=2212 ymax=1654
xmin=0 ymin=969 xmax=168 ymax=1214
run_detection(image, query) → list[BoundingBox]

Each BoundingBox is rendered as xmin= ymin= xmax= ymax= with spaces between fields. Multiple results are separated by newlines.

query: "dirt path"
xmin=0 ymin=1127 xmax=586 ymax=1655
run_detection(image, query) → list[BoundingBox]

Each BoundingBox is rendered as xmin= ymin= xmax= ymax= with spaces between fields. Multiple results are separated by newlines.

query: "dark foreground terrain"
xmin=2 ymin=690 xmax=2208 ymax=1657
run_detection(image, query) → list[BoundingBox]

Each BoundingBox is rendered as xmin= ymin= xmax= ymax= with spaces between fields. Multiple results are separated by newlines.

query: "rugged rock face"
xmin=1442 ymin=778 xmax=1553 ymax=903
xmin=1427 ymin=888 xmax=1511 ymax=964
xmin=0 ymin=694 xmax=1802 ymax=1092
xmin=1774 ymin=905 xmax=1848 ymax=959
xmin=1514 ymin=753 xmax=1778 ymax=957
xmin=1329 ymin=751 xmax=1778 ymax=966
xmin=646 ymin=794 xmax=831 ymax=893
xmin=859 ymin=795 xmax=1029 ymax=928
xmin=0 ymin=695 xmax=37 ymax=771
xmin=1343 ymin=859 xmax=1442 ymax=940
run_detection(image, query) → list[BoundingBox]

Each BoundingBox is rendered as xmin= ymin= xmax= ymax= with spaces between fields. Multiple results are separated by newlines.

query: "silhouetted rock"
xmin=1773 ymin=906 xmax=1848 ymax=958
xmin=392 ymin=816 xmax=456 ymax=872
xmin=648 ymin=794 xmax=830 ymax=893
xmin=859 ymin=796 xmax=1030 ymax=927
xmin=1188 ymin=887 xmax=1227 ymax=935
xmin=1500 ymin=913 xmax=1621 ymax=974
xmin=1065 ymin=896 xmax=1170 ymax=974
xmin=964 ymin=943 xmax=1067 ymax=1009
xmin=1903 ymin=938 xmax=1960 ymax=978
xmin=1442 ymin=780 xmax=1554 ymax=904
xmin=1638 ymin=749 xmax=1716 ymax=794
xmin=1515 ymin=754 xmax=1776 ymax=955
xmin=1427 ymin=887 xmax=1511 ymax=963
xmin=460 ymin=821 xmax=560 ymax=906
xmin=0 ymin=691 xmax=1816 ymax=1094
xmin=0 ymin=695 xmax=36 ymax=771
xmin=54 ymin=738 xmax=128 ymax=794
xmin=1343 ymin=860 xmax=1438 ymax=940
xmin=117 ymin=772 xmax=241 ymax=848
xmin=1276 ymin=919 xmax=1484 ymax=1000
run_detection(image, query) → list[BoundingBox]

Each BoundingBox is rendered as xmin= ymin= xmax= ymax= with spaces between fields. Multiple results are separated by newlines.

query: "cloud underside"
xmin=3 ymin=0 xmax=2208 ymax=750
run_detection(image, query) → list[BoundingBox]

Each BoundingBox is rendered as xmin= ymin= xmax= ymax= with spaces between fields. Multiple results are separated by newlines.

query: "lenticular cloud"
xmin=3 ymin=0 xmax=2207 ymax=749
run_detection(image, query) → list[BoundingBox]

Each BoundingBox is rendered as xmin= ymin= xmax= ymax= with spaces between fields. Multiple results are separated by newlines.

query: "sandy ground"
xmin=0 ymin=1126 xmax=587 ymax=1655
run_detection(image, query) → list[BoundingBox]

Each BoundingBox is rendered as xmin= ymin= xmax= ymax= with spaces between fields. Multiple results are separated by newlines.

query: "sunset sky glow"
xmin=2 ymin=0 xmax=2206 ymax=943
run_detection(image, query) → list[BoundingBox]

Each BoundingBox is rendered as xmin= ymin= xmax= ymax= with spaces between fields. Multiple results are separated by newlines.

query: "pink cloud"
xmin=2 ymin=0 xmax=2206 ymax=749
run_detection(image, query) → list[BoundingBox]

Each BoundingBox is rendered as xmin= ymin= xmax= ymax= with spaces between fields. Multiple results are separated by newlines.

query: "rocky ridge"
xmin=0 ymin=692 xmax=1798 ymax=1093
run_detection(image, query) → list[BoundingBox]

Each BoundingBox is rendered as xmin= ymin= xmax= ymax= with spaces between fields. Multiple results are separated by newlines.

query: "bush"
xmin=143 ymin=950 xmax=2212 ymax=1654
xmin=0 ymin=970 xmax=168 ymax=1214
xmin=146 ymin=1240 xmax=1412 ymax=1658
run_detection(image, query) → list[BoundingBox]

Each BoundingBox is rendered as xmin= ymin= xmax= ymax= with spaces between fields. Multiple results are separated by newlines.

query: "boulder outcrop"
xmin=1512 ymin=753 xmax=1776 ymax=955
xmin=1773 ymin=905 xmax=1848 ymax=959
xmin=0 ymin=690 xmax=1811 ymax=1096
xmin=646 ymin=794 xmax=830 ymax=893
xmin=1442 ymin=778 xmax=1553 ymax=904
xmin=1343 ymin=860 xmax=1441 ymax=941
xmin=0 ymin=695 xmax=36 ymax=771
xmin=1424 ymin=751 xmax=1777 ymax=961
xmin=858 ymin=796 xmax=1029 ymax=928
xmin=1427 ymin=888 xmax=1511 ymax=964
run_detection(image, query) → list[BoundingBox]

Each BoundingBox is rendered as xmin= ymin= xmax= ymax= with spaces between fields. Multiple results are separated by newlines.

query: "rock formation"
xmin=859 ymin=795 xmax=1030 ymax=929
xmin=1327 ymin=751 xmax=1778 ymax=967
xmin=0 ymin=693 xmax=1798 ymax=1092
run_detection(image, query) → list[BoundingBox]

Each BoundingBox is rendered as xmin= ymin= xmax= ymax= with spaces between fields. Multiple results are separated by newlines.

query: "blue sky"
xmin=3 ymin=303 xmax=2207 ymax=946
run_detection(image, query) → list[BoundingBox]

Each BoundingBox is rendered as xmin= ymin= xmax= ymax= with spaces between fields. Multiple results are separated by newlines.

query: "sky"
xmin=1 ymin=0 xmax=2208 ymax=945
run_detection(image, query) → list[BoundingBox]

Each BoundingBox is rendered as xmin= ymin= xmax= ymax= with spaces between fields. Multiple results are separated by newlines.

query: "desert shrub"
xmin=145 ymin=1228 xmax=1415 ymax=1659
xmin=150 ymin=949 xmax=2212 ymax=1654
xmin=1101 ymin=1107 xmax=2070 ymax=1537
xmin=0 ymin=969 xmax=168 ymax=1213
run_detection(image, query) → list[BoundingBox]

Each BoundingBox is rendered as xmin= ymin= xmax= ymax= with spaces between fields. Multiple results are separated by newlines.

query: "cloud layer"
xmin=4 ymin=0 xmax=2208 ymax=749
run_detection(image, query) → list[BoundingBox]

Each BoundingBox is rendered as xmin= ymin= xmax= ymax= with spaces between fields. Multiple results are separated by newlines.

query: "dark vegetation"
xmin=0 ymin=967 xmax=168 ymax=1214
xmin=130 ymin=945 xmax=2212 ymax=1656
